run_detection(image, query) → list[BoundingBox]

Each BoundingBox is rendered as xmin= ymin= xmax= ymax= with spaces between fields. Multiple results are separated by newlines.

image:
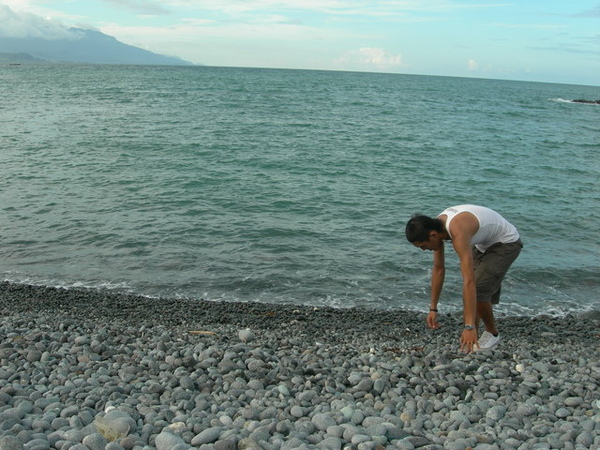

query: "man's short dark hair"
xmin=405 ymin=214 xmax=444 ymax=242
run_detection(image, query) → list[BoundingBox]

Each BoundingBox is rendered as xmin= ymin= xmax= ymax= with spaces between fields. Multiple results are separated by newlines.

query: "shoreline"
xmin=1 ymin=282 xmax=599 ymax=449
xmin=1 ymin=282 xmax=599 ymax=352
xmin=2 ymin=281 xmax=599 ymax=334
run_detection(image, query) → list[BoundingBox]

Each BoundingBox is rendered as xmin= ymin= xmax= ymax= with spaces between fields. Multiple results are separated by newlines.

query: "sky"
xmin=1 ymin=0 xmax=599 ymax=86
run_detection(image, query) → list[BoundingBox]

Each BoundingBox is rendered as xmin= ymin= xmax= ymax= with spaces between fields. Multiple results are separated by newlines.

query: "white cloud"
xmin=493 ymin=22 xmax=566 ymax=30
xmin=467 ymin=59 xmax=478 ymax=71
xmin=334 ymin=47 xmax=405 ymax=71
xmin=1 ymin=0 xmax=33 ymax=10
xmin=0 ymin=5 xmax=80 ymax=39
xmin=163 ymin=0 xmax=507 ymax=16
xmin=99 ymin=0 xmax=171 ymax=16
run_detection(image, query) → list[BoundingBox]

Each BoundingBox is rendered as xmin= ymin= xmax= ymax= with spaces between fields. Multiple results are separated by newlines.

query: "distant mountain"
xmin=0 ymin=52 xmax=44 ymax=63
xmin=0 ymin=27 xmax=194 ymax=66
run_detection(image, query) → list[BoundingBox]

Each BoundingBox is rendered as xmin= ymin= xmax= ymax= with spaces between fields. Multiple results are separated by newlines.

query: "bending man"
xmin=405 ymin=205 xmax=522 ymax=353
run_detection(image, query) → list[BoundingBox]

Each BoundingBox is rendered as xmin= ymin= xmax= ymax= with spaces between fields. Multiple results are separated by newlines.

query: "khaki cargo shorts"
xmin=473 ymin=239 xmax=522 ymax=304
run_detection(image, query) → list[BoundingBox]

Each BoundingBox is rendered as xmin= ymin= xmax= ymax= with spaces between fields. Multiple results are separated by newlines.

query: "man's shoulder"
xmin=448 ymin=212 xmax=479 ymax=235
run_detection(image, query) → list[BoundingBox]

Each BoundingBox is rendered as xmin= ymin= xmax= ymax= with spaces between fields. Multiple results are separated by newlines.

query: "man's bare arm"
xmin=428 ymin=244 xmax=445 ymax=329
xmin=448 ymin=213 xmax=479 ymax=352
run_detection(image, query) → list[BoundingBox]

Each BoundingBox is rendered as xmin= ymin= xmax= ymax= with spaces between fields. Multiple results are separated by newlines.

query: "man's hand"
xmin=427 ymin=311 xmax=441 ymax=329
xmin=460 ymin=328 xmax=478 ymax=353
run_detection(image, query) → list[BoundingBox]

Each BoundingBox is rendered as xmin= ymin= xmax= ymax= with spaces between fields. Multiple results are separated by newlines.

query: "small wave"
xmin=1 ymin=273 xmax=137 ymax=297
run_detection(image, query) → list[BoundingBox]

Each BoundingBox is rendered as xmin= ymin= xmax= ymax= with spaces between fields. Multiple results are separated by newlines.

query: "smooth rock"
xmin=155 ymin=431 xmax=187 ymax=450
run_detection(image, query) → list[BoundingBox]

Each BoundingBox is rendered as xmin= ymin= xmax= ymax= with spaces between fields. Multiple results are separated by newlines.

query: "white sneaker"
xmin=477 ymin=331 xmax=500 ymax=350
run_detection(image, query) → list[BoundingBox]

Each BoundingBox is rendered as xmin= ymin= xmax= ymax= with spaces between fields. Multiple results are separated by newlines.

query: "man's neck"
xmin=438 ymin=215 xmax=451 ymax=240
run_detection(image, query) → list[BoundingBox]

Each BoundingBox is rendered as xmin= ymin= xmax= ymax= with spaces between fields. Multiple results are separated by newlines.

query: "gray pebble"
xmin=317 ymin=436 xmax=343 ymax=449
xmin=563 ymin=397 xmax=583 ymax=407
xmin=486 ymin=405 xmax=507 ymax=421
xmin=576 ymin=431 xmax=595 ymax=447
xmin=179 ymin=376 xmax=195 ymax=390
xmin=81 ymin=433 xmax=108 ymax=450
xmin=105 ymin=443 xmax=126 ymax=450
xmin=312 ymin=413 xmax=336 ymax=431
xmin=238 ymin=329 xmax=254 ymax=342
xmin=290 ymin=406 xmax=304 ymax=418
xmin=0 ymin=436 xmax=23 ymax=450
xmin=155 ymin=431 xmax=186 ymax=450
xmin=191 ymin=427 xmax=222 ymax=445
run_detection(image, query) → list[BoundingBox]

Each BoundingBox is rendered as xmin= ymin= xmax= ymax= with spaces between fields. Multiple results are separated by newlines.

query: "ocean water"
xmin=1 ymin=64 xmax=599 ymax=316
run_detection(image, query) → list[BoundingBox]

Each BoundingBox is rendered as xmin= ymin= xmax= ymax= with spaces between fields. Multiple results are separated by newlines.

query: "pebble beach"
xmin=0 ymin=282 xmax=599 ymax=450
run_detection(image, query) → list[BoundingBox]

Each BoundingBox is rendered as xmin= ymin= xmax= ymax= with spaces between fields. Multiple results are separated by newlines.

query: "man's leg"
xmin=474 ymin=241 xmax=522 ymax=339
xmin=472 ymin=247 xmax=498 ymax=334
xmin=477 ymin=301 xmax=498 ymax=335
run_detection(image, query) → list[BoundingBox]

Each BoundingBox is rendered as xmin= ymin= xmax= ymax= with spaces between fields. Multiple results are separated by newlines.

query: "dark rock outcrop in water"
xmin=572 ymin=99 xmax=600 ymax=105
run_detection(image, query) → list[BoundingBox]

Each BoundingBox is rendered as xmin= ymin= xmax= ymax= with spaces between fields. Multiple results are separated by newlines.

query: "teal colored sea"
xmin=1 ymin=64 xmax=599 ymax=316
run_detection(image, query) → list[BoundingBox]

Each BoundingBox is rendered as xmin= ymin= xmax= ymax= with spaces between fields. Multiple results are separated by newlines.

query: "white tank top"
xmin=439 ymin=205 xmax=520 ymax=252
